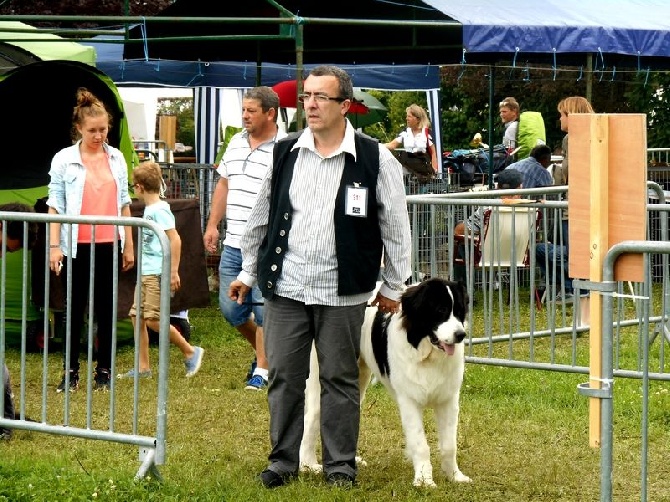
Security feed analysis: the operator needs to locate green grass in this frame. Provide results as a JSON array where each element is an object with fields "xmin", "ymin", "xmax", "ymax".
[{"xmin": 1, "ymin": 297, "xmax": 669, "ymax": 501}]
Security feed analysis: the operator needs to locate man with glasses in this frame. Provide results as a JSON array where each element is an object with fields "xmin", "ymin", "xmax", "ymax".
[
  {"xmin": 204, "ymin": 86, "xmax": 286, "ymax": 391},
  {"xmin": 229, "ymin": 65, "xmax": 411, "ymax": 488},
  {"xmin": 0, "ymin": 203, "xmax": 38, "ymax": 439}
]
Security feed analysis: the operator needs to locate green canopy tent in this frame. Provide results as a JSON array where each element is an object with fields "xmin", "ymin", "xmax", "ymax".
[{"xmin": 0, "ymin": 20, "xmax": 95, "ymax": 74}]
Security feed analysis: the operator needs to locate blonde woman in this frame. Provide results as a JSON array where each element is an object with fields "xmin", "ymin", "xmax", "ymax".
[
  {"xmin": 536, "ymin": 96, "xmax": 594, "ymax": 300},
  {"xmin": 385, "ymin": 104, "xmax": 438, "ymax": 173},
  {"xmin": 553, "ymin": 96, "xmax": 595, "ymax": 187}
]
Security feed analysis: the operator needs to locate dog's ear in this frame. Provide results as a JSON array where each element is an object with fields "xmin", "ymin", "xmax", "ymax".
[
  {"xmin": 401, "ymin": 279, "xmax": 431, "ymax": 312},
  {"xmin": 450, "ymin": 281, "xmax": 469, "ymax": 319},
  {"xmin": 416, "ymin": 338, "xmax": 433, "ymax": 361},
  {"xmin": 456, "ymin": 280, "xmax": 469, "ymax": 306}
]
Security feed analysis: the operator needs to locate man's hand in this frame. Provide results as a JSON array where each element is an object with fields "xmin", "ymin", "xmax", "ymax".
[
  {"xmin": 228, "ymin": 279, "xmax": 251, "ymax": 305},
  {"xmin": 370, "ymin": 292, "xmax": 400, "ymax": 314}
]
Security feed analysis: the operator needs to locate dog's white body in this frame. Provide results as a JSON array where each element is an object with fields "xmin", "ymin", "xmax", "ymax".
[{"xmin": 299, "ymin": 278, "xmax": 471, "ymax": 487}]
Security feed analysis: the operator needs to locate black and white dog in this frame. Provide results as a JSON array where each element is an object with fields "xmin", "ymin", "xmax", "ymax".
[{"xmin": 299, "ymin": 278, "xmax": 471, "ymax": 487}]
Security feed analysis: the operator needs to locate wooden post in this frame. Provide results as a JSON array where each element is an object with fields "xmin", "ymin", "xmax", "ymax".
[
  {"xmin": 569, "ymin": 113, "xmax": 646, "ymax": 448},
  {"xmin": 587, "ymin": 115, "xmax": 608, "ymax": 447}
]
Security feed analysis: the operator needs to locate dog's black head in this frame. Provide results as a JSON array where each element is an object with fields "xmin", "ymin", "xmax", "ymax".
[{"xmin": 400, "ymin": 278, "xmax": 468, "ymax": 354}]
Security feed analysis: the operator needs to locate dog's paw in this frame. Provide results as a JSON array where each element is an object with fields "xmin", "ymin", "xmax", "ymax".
[
  {"xmin": 355, "ymin": 455, "xmax": 367, "ymax": 467},
  {"xmin": 413, "ymin": 477, "xmax": 437, "ymax": 488},
  {"xmin": 450, "ymin": 470, "xmax": 472, "ymax": 483},
  {"xmin": 299, "ymin": 462, "xmax": 323, "ymax": 474}
]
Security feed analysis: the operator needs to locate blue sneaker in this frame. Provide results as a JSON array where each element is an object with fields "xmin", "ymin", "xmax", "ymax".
[
  {"xmin": 245, "ymin": 374, "xmax": 268, "ymax": 391},
  {"xmin": 246, "ymin": 358, "xmax": 257, "ymax": 382},
  {"xmin": 117, "ymin": 368, "xmax": 152, "ymax": 379},
  {"xmin": 185, "ymin": 347, "xmax": 204, "ymax": 378}
]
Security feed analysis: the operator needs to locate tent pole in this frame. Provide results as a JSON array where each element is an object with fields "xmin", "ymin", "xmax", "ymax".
[
  {"xmin": 295, "ymin": 21, "xmax": 304, "ymax": 130},
  {"xmin": 487, "ymin": 64, "xmax": 495, "ymax": 189},
  {"xmin": 586, "ymin": 54, "xmax": 593, "ymax": 103}
]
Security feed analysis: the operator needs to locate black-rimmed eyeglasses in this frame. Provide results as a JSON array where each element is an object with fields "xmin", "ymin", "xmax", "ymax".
[{"xmin": 298, "ymin": 92, "xmax": 346, "ymax": 104}]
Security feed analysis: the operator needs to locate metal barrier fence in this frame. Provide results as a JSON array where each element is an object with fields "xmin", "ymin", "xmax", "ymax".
[
  {"xmin": 158, "ymin": 155, "xmax": 670, "ymax": 274},
  {"xmin": 406, "ymin": 186, "xmax": 670, "ymax": 502},
  {"xmin": 159, "ymin": 163, "xmax": 216, "ymax": 234},
  {"xmin": 3, "ymin": 166, "xmax": 664, "ymax": 492},
  {"xmin": 405, "ymin": 183, "xmax": 670, "ymax": 351},
  {"xmin": 0, "ymin": 211, "xmax": 174, "ymax": 480},
  {"xmin": 594, "ymin": 239, "xmax": 670, "ymax": 502},
  {"xmin": 156, "ymin": 149, "xmax": 670, "ymax": 236}
]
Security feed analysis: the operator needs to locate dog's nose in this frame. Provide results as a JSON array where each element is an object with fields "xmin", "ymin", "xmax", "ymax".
[{"xmin": 455, "ymin": 330, "xmax": 466, "ymax": 343}]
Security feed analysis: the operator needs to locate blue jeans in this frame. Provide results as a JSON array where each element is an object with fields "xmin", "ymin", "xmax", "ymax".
[
  {"xmin": 536, "ymin": 242, "xmax": 572, "ymax": 293},
  {"xmin": 537, "ymin": 220, "xmax": 572, "ymax": 293},
  {"xmin": 218, "ymin": 245, "xmax": 264, "ymax": 327}
]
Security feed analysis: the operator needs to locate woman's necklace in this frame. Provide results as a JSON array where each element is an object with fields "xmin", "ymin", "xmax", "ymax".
[{"xmin": 81, "ymin": 148, "xmax": 106, "ymax": 171}]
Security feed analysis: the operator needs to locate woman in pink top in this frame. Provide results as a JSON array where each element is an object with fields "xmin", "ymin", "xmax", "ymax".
[{"xmin": 47, "ymin": 88, "xmax": 135, "ymax": 393}]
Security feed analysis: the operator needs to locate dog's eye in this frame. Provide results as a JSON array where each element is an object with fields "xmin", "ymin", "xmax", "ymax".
[{"xmin": 435, "ymin": 306, "xmax": 449, "ymax": 317}]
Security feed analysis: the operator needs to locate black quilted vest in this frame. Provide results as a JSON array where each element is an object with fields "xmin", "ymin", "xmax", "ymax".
[{"xmin": 258, "ymin": 131, "xmax": 382, "ymax": 299}]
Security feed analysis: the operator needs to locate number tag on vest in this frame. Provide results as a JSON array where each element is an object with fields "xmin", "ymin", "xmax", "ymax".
[{"xmin": 345, "ymin": 185, "xmax": 368, "ymax": 217}]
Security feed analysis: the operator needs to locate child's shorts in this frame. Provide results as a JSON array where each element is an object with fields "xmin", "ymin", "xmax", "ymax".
[{"xmin": 129, "ymin": 275, "xmax": 162, "ymax": 320}]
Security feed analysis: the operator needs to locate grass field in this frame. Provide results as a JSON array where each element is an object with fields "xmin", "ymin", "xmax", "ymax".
[{"xmin": 1, "ymin": 297, "xmax": 669, "ymax": 502}]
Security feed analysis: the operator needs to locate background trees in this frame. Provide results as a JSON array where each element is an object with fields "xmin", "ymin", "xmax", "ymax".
[
  {"xmin": 157, "ymin": 97, "xmax": 195, "ymax": 148},
  {"xmin": 364, "ymin": 65, "xmax": 670, "ymax": 155},
  {"xmin": 0, "ymin": 0, "xmax": 173, "ymax": 24}
]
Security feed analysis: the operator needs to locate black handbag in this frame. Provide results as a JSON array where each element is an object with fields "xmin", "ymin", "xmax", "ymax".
[{"xmin": 398, "ymin": 151, "xmax": 435, "ymax": 183}]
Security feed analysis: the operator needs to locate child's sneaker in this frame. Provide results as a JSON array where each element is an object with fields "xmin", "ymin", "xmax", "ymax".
[
  {"xmin": 56, "ymin": 370, "xmax": 79, "ymax": 393},
  {"xmin": 245, "ymin": 374, "xmax": 268, "ymax": 391},
  {"xmin": 185, "ymin": 347, "xmax": 204, "ymax": 378},
  {"xmin": 117, "ymin": 368, "xmax": 153, "ymax": 379}
]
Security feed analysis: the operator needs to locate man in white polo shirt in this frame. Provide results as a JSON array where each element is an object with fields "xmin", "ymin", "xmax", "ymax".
[{"xmin": 203, "ymin": 87, "xmax": 287, "ymax": 390}]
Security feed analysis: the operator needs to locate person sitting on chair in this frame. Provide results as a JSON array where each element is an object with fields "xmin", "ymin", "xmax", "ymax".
[
  {"xmin": 454, "ymin": 169, "xmax": 524, "ymax": 238},
  {"xmin": 453, "ymin": 169, "xmax": 524, "ymax": 282}
]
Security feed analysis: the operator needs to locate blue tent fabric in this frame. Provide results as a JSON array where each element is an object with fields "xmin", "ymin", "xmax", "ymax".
[
  {"xmin": 94, "ymin": 59, "xmax": 441, "ymax": 90},
  {"xmin": 425, "ymin": 0, "xmax": 670, "ymax": 57},
  {"xmin": 84, "ymin": 31, "xmax": 441, "ymax": 90},
  {"xmin": 82, "ymin": 35, "xmax": 443, "ymax": 175}
]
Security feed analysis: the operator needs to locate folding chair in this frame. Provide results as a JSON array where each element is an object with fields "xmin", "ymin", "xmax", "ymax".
[{"xmin": 455, "ymin": 204, "xmax": 540, "ymax": 302}]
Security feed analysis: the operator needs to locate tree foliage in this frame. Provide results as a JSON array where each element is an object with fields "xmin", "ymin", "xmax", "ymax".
[
  {"xmin": 0, "ymin": 0, "xmax": 173, "ymax": 26},
  {"xmin": 364, "ymin": 64, "xmax": 670, "ymax": 158},
  {"xmin": 626, "ymin": 72, "xmax": 670, "ymax": 149},
  {"xmin": 438, "ymin": 64, "xmax": 643, "ymax": 152},
  {"xmin": 157, "ymin": 97, "xmax": 194, "ymax": 147}
]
